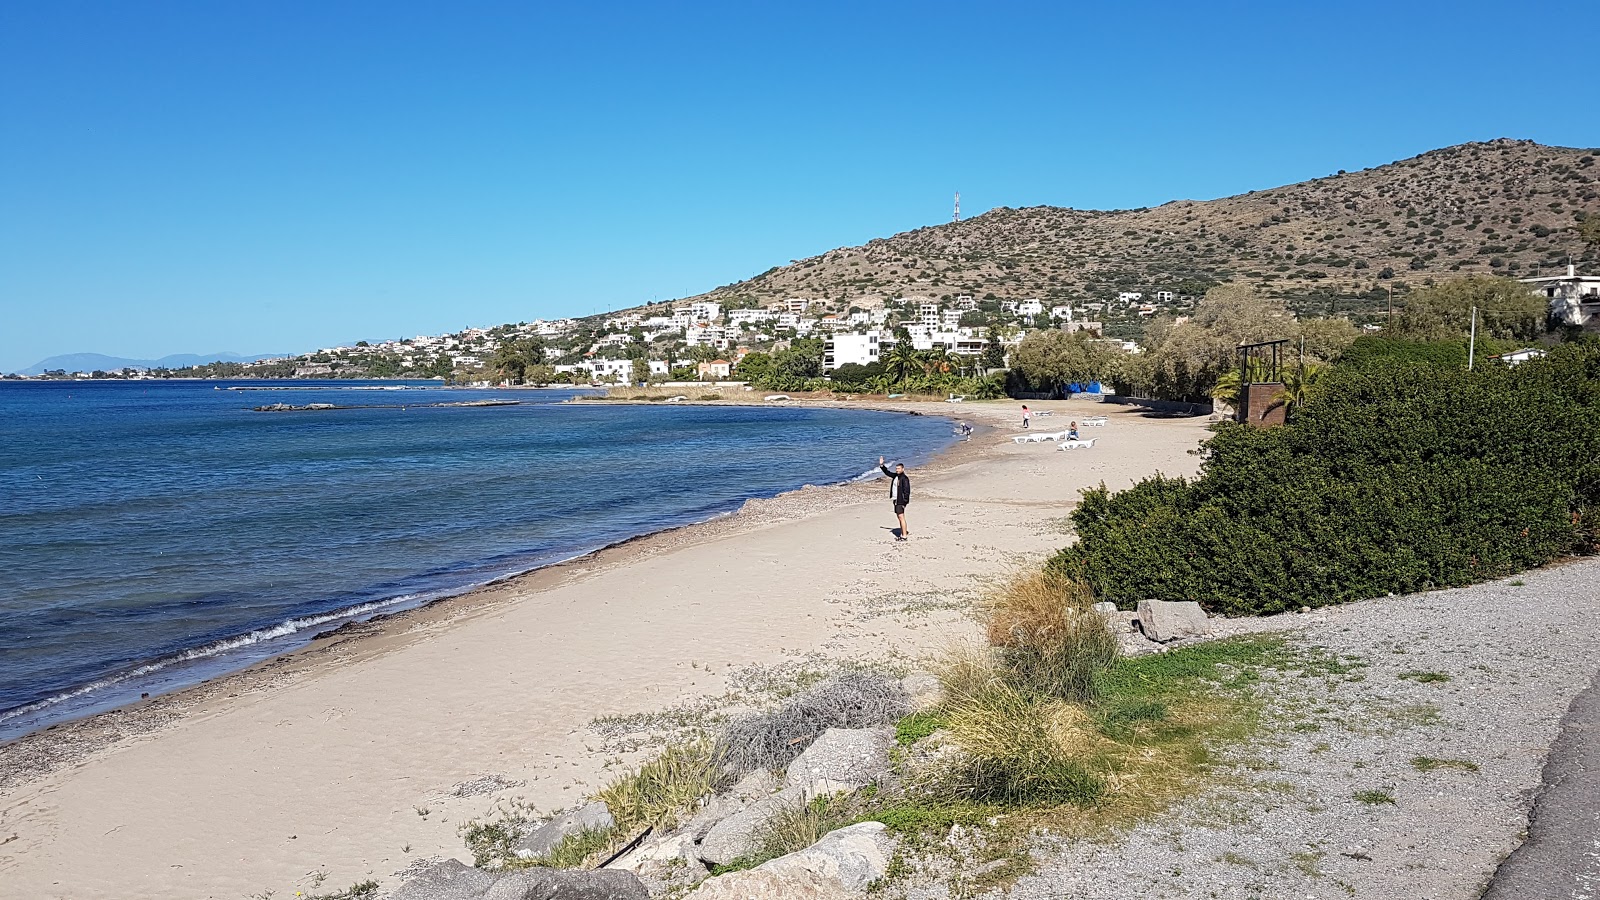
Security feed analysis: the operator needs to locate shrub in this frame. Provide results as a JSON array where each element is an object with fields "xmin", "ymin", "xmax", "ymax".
[
  {"xmin": 717, "ymin": 673, "xmax": 911, "ymax": 778},
  {"xmin": 1050, "ymin": 343, "xmax": 1600, "ymax": 615},
  {"xmin": 983, "ymin": 572, "xmax": 1118, "ymax": 703}
]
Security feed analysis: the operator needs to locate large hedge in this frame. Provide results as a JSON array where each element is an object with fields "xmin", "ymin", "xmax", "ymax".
[{"xmin": 1050, "ymin": 342, "xmax": 1600, "ymax": 615}]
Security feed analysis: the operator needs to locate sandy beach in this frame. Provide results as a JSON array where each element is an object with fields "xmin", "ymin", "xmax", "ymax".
[{"xmin": 0, "ymin": 398, "xmax": 1207, "ymax": 899}]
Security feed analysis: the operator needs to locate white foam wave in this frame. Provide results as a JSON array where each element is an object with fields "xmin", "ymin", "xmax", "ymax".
[{"xmin": 0, "ymin": 593, "xmax": 422, "ymax": 725}]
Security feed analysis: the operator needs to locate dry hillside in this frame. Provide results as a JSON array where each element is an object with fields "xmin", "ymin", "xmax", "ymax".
[{"xmin": 678, "ymin": 139, "xmax": 1599, "ymax": 320}]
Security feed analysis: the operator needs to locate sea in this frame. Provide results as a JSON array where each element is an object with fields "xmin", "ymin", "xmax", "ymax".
[{"xmin": 0, "ymin": 380, "xmax": 957, "ymax": 741}]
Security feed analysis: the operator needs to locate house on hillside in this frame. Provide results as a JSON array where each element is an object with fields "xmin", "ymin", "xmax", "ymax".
[
  {"xmin": 697, "ymin": 359, "xmax": 732, "ymax": 379},
  {"xmin": 825, "ymin": 332, "xmax": 882, "ymax": 370},
  {"xmin": 1522, "ymin": 265, "xmax": 1600, "ymax": 328},
  {"xmin": 1489, "ymin": 348, "xmax": 1547, "ymax": 366}
]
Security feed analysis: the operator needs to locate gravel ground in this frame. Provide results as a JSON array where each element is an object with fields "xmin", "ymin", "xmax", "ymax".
[{"xmin": 918, "ymin": 557, "xmax": 1600, "ymax": 900}]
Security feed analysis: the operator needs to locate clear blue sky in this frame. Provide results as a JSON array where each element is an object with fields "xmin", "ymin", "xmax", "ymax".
[{"xmin": 3, "ymin": 0, "xmax": 1597, "ymax": 372}]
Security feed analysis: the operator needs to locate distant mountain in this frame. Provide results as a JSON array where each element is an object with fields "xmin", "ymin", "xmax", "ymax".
[
  {"xmin": 18, "ymin": 351, "xmax": 289, "ymax": 376},
  {"xmin": 668, "ymin": 139, "xmax": 1599, "ymax": 313}
]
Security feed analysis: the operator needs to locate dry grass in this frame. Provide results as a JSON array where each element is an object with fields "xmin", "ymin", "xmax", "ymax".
[
  {"xmin": 716, "ymin": 672, "xmax": 910, "ymax": 778},
  {"xmin": 982, "ymin": 571, "xmax": 1118, "ymax": 703}
]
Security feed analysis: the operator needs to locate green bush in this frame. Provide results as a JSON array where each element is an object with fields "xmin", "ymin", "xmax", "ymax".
[{"xmin": 1050, "ymin": 342, "xmax": 1600, "ymax": 614}]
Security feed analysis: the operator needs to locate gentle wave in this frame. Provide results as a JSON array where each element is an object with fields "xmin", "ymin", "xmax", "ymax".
[{"xmin": 0, "ymin": 593, "xmax": 423, "ymax": 727}]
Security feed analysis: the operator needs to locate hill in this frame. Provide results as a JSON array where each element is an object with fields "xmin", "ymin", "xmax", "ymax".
[
  {"xmin": 19, "ymin": 351, "xmax": 287, "ymax": 376},
  {"xmin": 677, "ymin": 139, "xmax": 1599, "ymax": 332}
]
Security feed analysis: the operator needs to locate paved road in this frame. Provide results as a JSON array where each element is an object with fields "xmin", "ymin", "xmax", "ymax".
[{"xmin": 1482, "ymin": 673, "xmax": 1600, "ymax": 900}]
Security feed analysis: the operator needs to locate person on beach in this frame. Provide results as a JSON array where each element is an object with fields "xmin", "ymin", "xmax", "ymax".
[
  {"xmin": 1022, "ymin": 405, "xmax": 1031, "ymax": 429},
  {"xmin": 1068, "ymin": 421, "xmax": 1079, "ymax": 440},
  {"xmin": 878, "ymin": 456, "xmax": 911, "ymax": 540}
]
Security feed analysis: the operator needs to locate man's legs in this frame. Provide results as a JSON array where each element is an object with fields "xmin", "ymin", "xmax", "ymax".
[{"xmin": 897, "ymin": 511, "xmax": 909, "ymax": 538}]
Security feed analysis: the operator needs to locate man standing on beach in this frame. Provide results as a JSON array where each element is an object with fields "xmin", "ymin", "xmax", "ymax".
[{"xmin": 878, "ymin": 456, "xmax": 911, "ymax": 540}]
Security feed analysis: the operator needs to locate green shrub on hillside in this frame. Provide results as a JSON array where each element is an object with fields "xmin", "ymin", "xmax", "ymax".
[{"xmin": 1050, "ymin": 342, "xmax": 1600, "ymax": 614}]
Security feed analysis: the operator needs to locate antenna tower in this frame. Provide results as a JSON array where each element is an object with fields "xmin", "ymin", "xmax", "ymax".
[{"xmin": 953, "ymin": 192, "xmax": 961, "ymax": 223}]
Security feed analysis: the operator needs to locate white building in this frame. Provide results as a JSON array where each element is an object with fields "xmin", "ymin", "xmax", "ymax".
[
  {"xmin": 1016, "ymin": 299, "xmax": 1044, "ymax": 317},
  {"xmin": 784, "ymin": 298, "xmax": 812, "ymax": 314},
  {"xmin": 685, "ymin": 324, "xmax": 731, "ymax": 348},
  {"xmin": 955, "ymin": 294, "xmax": 976, "ymax": 310},
  {"xmin": 1155, "ymin": 290, "xmax": 1175, "ymax": 303},
  {"xmin": 687, "ymin": 301, "xmax": 722, "ymax": 322},
  {"xmin": 1118, "ymin": 292, "xmax": 1144, "ymax": 304},
  {"xmin": 1522, "ymin": 265, "xmax": 1600, "ymax": 327},
  {"xmin": 1050, "ymin": 305, "xmax": 1073, "ymax": 322},
  {"xmin": 824, "ymin": 332, "xmax": 883, "ymax": 369},
  {"xmin": 728, "ymin": 309, "xmax": 776, "ymax": 327}
]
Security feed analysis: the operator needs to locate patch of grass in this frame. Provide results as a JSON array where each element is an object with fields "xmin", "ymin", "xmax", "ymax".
[
  {"xmin": 941, "ymin": 679, "xmax": 1106, "ymax": 807},
  {"xmin": 710, "ymin": 792, "xmax": 868, "ymax": 875},
  {"xmin": 1410, "ymin": 756, "xmax": 1479, "ymax": 773},
  {"xmin": 512, "ymin": 826, "xmax": 617, "ymax": 869},
  {"xmin": 868, "ymin": 801, "xmax": 1001, "ymax": 835},
  {"xmin": 895, "ymin": 712, "xmax": 946, "ymax": 746},
  {"xmin": 596, "ymin": 736, "xmax": 726, "ymax": 834},
  {"xmin": 460, "ymin": 797, "xmax": 540, "ymax": 869},
  {"xmin": 1510, "ymin": 579, "xmax": 1525, "ymax": 586},
  {"xmin": 984, "ymin": 572, "xmax": 1117, "ymax": 703},
  {"xmin": 1353, "ymin": 789, "xmax": 1396, "ymax": 805},
  {"xmin": 1399, "ymin": 670, "xmax": 1451, "ymax": 683}
]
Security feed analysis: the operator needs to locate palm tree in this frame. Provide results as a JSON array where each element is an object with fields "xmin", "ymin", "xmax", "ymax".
[
  {"xmin": 1277, "ymin": 362, "xmax": 1326, "ymax": 412},
  {"xmin": 1210, "ymin": 369, "xmax": 1243, "ymax": 406},
  {"xmin": 884, "ymin": 340, "xmax": 919, "ymax": 384}
]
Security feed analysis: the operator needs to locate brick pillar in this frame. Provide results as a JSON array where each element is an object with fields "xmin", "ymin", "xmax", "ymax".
[{"xmin": 1238, "ymin": 382, "xmax": 1287, "ymax": 426}]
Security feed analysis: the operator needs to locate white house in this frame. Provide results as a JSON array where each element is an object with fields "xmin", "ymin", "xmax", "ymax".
[
  {"xmin": 1119, "ymin": 292, "xmax": 1144, "ymax": 304},
  {"xmin": 687, "ymin": 301, "xmax": 722, "ymax": 322},
  {"xmin": 1155, "ymin": 290, "xmax": 1175, "ymax": 303},
  {"xmin": 955, "ymin": 294, "xmax": 976, "ymax": 310},
  {"xmin": 1522, "ymin": 265, "xmax": 1600, "ymax": 327},
  {"xmin": 1016, "ymin": 299, "xmax": 1044, "ymax": 317},
  {"xmin": 784, "ymin": 298, "xmax": 812, "ymax": 314},
  {"xmin": 824, "ymin": 331, "xmax": 882, "ymax": 369},
  {"xmin": 1489, "ymin": 348, "xmax": 1547, "ymax": 366},
  {"xmin": 728, "ymin": 309, "xmax": 775, "ymax": 327},
  {"xmin": 1050, "ymin": 305, "xmax": 1073, "ymax": 322}
]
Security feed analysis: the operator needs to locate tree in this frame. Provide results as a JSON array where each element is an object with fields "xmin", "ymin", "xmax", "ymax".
[
  {"xmin": 1390, "ymin": 276, "xmax": 1546, "ymax": 343},
  {"xmin": 1009, "ymin": 330, "xmax": 1117, "ymax": 392},
  {"xmin": 734, "ymin": 352, "xmax": 775, "ymax": 384},
  {"xmin": 631, "ymin": 358, "xmax": 651, "ymax": 384},
  {"xmin": 1578, "ymin": 214, "xmax": 1600, "ymax": 250},
  {"xmin": 883, "ymin": 339, "xmax": 920, "ymax": 384}
]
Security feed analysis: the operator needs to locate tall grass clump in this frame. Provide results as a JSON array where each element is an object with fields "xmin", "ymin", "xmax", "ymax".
[
  {"xmin": 596, "ymin": 735, "xmax": 727, "ymax": 833},
  {"xmin": 717, "ymin": 672, "xmax": 910, "ymax": 778},
  {"xmin": 942, "ymin": 679, "xmax": 1105, "ymax": 806},
  {"xmin": 984, "ymin": 571, "xmax": 1118, "ymax": 703}
]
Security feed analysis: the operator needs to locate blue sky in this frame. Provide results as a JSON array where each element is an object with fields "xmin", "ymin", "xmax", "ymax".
[{"xmin": 3, "ymin": 1, "xmax": 1597, "ymax": 372}]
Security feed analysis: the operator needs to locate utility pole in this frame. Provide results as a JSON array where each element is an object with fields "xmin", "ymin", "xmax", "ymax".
[
  {"xmin": 1468, "ymin": 306, "xmax": 1478, "ymax": 370},
  {"xmin": 953, "ymin": 192, "xmax": 960, "ymax": 223}
]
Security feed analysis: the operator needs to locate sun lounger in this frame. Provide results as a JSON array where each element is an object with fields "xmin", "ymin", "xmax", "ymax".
[
  {"xmin": 1081, "ymin": 416, "xmax": 1107, "ymax": 426},
  {"xmin": 664, "ymin": 395, "xmax": 688, "ymax": 403},
  {"xmin": 1058, "ymin": 438, "xmax": 1097, "ymax": 451},
  {"xmin": 764, "ymin": 394, "xmax": 791, "ymax": 402},
  {"xmin": 1012, "ymin": 430, "xmax": 1070, "ymax": 444}
]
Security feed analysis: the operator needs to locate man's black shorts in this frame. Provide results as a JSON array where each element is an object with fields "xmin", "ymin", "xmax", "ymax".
[{"xmin": 894, "ymin": 502, "xmax": 908, "ymax": 515}]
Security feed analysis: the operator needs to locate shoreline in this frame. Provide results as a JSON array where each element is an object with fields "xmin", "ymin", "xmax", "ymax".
[
  {"xmin": 0, "ymin": 397, "xmax": 989, "ymax": 768},
  {"xmin": 0, "ymin": 396, "xmax": 1208, "ymax": 898}
]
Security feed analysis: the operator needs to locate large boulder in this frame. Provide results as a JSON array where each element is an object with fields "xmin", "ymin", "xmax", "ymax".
[
  {"xmin": 1135, "ymin": 599, "xmax": 1210, "ymax": 643},
  {"xmin": 513, "ymin": 801, "xmax": 616, "ymax": 859},
  {"xmin": 697, "ymin": 786, "xmax": 806, "ymax": 866},
  {"xmin": 757, "ymin": 822, "xmax": 897, "ymax": 892},
  {"xmin": 781, "ymin": 728, "xmax": 893, "ymax": 795},
  {"xmin": 683, "ymin": 869, "xmax": 851, "ymax": 900},
  {"xmin": 389, "ymin": 859, "xmax": 499, "ymax": 900},
  {"xmin": 484, "ymin": 869, "xmax": 650, "ymax": 900}
]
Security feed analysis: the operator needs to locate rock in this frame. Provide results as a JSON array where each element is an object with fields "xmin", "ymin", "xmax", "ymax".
[
  {"xmin": 782, "ymin": 727, "xmax": 894, "ymax": 794},
  {"xmin": 513, "ymin": 801, "xmax": 616, "ymax": 859},
  {"xmin": 900, "ymin": 673, "xmax": 943, "ymax": 710},
  {"xmin": 390, "ymin": 858, "xmax": 499, "ymax": 900},
  {"xmin": 698, "ymin": 786, "xmax": 806, "ymax": 865},
  {"xmin": 1135, "ymin": 599, "xmax": 1210, "ymax": 643},
  {"xmin": 758, "ymin": 822, "xmax": 897, "ymax": 892},
  {"xmin": 801, "ymin": 778, "xmax": 860, "ymax": 803},
  {"xmin": 614, "ymin": 832, "xmax": 700, "ymax": 870},
  {"xmin": 484, "ymin": 869, "xmax": 650, "ymax": 900},
  {"xmin": 684, "ymin": 869, "xmax": 852, "ymax": 900},
  {"xmin": 729, "ymin": 768, "xmax": 782, "ymax": 799},
  {"xmin": 610, "ymin": 834, "xmax": 710, "ymax": 899},
  {"xmin": 1299, "ymin": 606, "xmax": 1312, "ymax": 614},
  {"xmin": 1092, "ymin": 601, "xmax": 1118, "ymax": 613}
]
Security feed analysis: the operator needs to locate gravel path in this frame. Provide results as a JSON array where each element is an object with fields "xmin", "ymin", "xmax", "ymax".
[{"xmin": 983, "ymin": 557, "xmax": 1600, "ymax": 900}]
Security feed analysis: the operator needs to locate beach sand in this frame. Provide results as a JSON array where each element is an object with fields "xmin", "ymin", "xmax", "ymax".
[{"xmin": 0, "ymin": 399, "xmax": 1212, "ymax": 899}]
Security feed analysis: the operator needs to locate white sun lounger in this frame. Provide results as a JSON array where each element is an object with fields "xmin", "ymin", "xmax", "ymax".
[
  {"xmin": 1058, "ymin": 438, "xmax": 1097, "ymax": 451},
  {"xmin": 1081, "ymin": 416, "xmax": 1108, "ymax": 426},
  {"xmin": 1012, "ymin": 430, "xmax": 1070, "ymax": 444}
]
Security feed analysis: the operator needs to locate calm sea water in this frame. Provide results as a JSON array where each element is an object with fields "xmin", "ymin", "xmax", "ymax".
[{"xmin": 0, "ymin": 380, "xmax": 955, "ymax": 740}]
